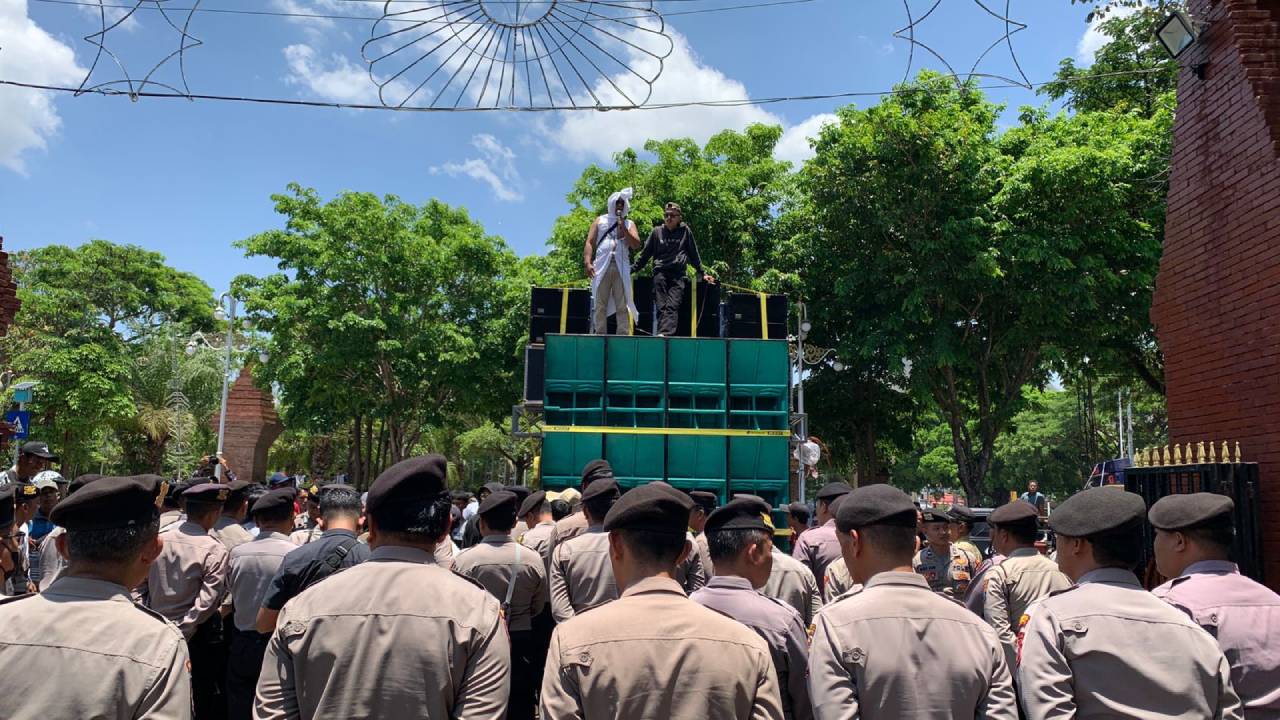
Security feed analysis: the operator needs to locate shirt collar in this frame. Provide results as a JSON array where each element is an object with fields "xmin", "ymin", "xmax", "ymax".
[
  {"xmin": 822, "ymin": 519, "xmax": 836, "ymax": 528},
  {"xmin": 321, "ymin": 528, "xmax": 357, "ymax": 539},
  {"xmin": 178, "ymin": 520, "xmax": 208, "ymax": 535},
  {"xmin": 258, "ymin": 531, "xmax": 292, "ymax": 542},
  {"xmin": 370, "ymin": 545, "xmax": 437, "ymax": 564},
  {"xmin": 586, "ymin": 524, "xmax": 605, "ymax": 532},
  {"xmin": 1182, "ymin": 560, "xmax": 1239, "ymax": 577},
  {"xmin": 536, "ymin": 520, "xmax": 555, "ymax": 528},
  {"xmin": 481, "ymin": 534, "xmax": 513, "ymax": 545},
  {"xmin": 620, "ymin": 575, "xmax": 686, "ymax": 599},
  {"xmin": 1008, "ymin": 547, "xmax": 1041, "ymax": 559},
  {"xmin": 1077, "ymin": 567, "xmax": 1142, "ymax": 587},
  {"xmin": 45, "ymin": 575, "xmax": 133, "ymax": 602},
  {"xmin": 706, "ymin": 575, "xmax": 755, "ymax": 592},
  {"xmin": 865, "ymin": 571, "xmax": 931, "ymax": 591}
]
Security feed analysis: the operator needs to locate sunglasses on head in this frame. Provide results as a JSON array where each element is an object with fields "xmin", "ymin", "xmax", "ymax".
[{"xmin": 664, "ymin": 212, "xmax": 681, "ymax": 217}]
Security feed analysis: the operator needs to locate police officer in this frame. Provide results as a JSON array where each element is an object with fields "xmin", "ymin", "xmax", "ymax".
[
  {"xmin": 517, "ymin": 490, "xmax": 557, "ymax": 571},
  {"xmin": 948, "ymin": 505, "xmax": 984, "ymax": 568},
  {"xmin": 981, "ymin": 500, "xmax": 1069, "ymax": 671},
  {"xmin": 688, "ymin": 490, "xmax": 717, "ymax": 576},
  {"xmin": 143, "ymin": 482, "xmax": 230, "ymax": 719},
  {"xmin": 549, "ymin": 477, "xmax": 620, "ymax": 622},
  {"xmin": 254, "ymin": 484, "xmax": 370, "ymax": 633},
  {"xmin": 212, "ymin": 479, "xmax": 255, "ymax": 552},
  {"xmin": 35, "ymin": 473, "xmax": 100, "ymax": 591},
  {"xmin": 553, "ymin": 460, "xmax": 613, "ymax": 546},
  {"xmin": 158, "ymin": 479, "xmax": 187, "ymax": 533},
  {"xmin": 1150, "ymin": 493, "xmax": 1280, "ymax": 717},
  {"xmin": 691, "ymin": 496, "xmax": 812, "ymax": 720},
  {"xmin": 792, "ymin": 482, "xmax": 851, "ymax": 593},
  {"xmin": 255, "ymin": 455, "xmax": 510, "ymax": 719},
  {"xmin": 541, "ymin": 483, "xmax": 784, "ymax": 720},
  {"xmin": 763, "ymin": 545, "xmax": 822, "ymax": 628},
  {"xmin": 821, "ymin": 556, "xmax": 858, "ymax": 603},
  {"xmin": 0, "ymin": 475, "xmax": 191, "ymax": 718},
  {"xmin": 453, "ymin": 490, "xmax": 548, "ymax": 720},
  {"xmin": 913, "ymin": 507, "xmax": 976, "ymax": 597},
  {"xmin": 289, "ymin": 482, "xmax": 324, "ymax": 545},
  {"xmin": 1019, "ymin": 487, "xmax": 1241, "ymax": 719},
  {"xmin": 506, "ymin": 484, "xmax": 534, "ymax": 539},
  {"xmin": 807, "ymin": 484, "xmax": 1016, "ymax": 719},
  {"xmin": 225, "ymin": 489, "xmax": 297, "ymax": 720}
]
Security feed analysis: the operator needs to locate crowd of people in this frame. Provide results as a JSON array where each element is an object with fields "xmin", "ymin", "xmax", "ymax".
[{"xmin": 0, "ymin": 441, "xmax": 1276, "ymax": 719}]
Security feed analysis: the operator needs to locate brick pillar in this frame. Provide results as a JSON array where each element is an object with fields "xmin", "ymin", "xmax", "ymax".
[
  {"xmin": 1151, "ymin": 0, "xmax": 1280, "ymax": 588},
  {"xmin": 212, "ymin": 366, "xmax": 283, "ymax": 484},
  {"xmin": 0, "ymin": 237, "xmax": 21, "ymax": 337}
]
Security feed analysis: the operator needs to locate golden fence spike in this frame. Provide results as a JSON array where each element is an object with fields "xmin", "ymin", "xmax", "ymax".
[
  {"xmin": 1196, "ymin": 441, "xmax": 1206, "ymax": 464},
  {"xmin": 1235, "ymin": 441, "xmax": 1243, "ymax": 464},
  {"xmin": 1222, "ymin": 440, "xmax": 1230, "ymax": 463},
  {"xmin": 1208, "ymin": 441, "xmax": 1217, "ymax": 463},
  {"xmin": 1173, "ymin": 443, "xmax": 1184, "ymax": 465}
]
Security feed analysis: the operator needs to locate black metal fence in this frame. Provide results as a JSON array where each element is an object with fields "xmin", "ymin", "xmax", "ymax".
[{"xmin": 1124, "ymin": 463, "xmax": 1263, "ymax": 585}]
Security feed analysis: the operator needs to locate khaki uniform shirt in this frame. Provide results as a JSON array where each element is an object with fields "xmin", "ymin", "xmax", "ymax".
[
  {"xmin": 676, "ymin": 532, "xmax": 709, "ymax": 593},
  {"xmin": 1153, "ymin": 560, "xmax": 1280, "ymax": 718},
  {"xmin": 434, "ymin": 538, "xmax": 456, "ymax": 570},
  {"xmin": 213, "ymin": 516, "xmax": 255, "ymax": 552},
  {"xmin": 550, "ymin": 527, "xmax": 617, "ymax": 623},
  {"xmin": 692, "ymin": 575, "xmax": 812, "ymax": 720},
  {"xmin": 144, "ymin": 520, "xmax": 229, "ymax": 639},
  {"xmin": 513, "ymin": 520, "xmax": 528, "ymax": 539},
  {"xmin": 228, "ymin": 530, "xmax": 296, "ymax": 632},
  {"xmin": 542, "ymin": 576, "xmax": 784, "ymax": 720},
  {"xmin": 982, "ymin": 547, "xmax": 1070, "ymax": 670},
  {"xmin": 158, "ymin": 509, "xmax": 185, "ymax": 534},
  {"xmin": 822, "ymin": 557, "xmax": 860, "ymax": 604},
  {"xmin": 0, "ymin": 576, "xmax": 191, "ymax": 719},
  {"xmin": 792, "ymin": 521, "xmax": 842, "ymax": 594},
  {"xmin": 36, "ymin": 525, "xmax": 66, "ymax": 591},
  {"xmin": 955, "ymin": 538, "xmax": 984, "ymax": 569},
  {"xmin": 520, "ymin": 520, "xmax": 558, "ymax": 574},
  {"xmin": 1019, "ymin": 567, "xmax": 1242, "ymax": 720},
  {"xmin": 808, "ymin": 571, "xmax": 1017, "ymax": 720},
  {"xmin": 453, "ymin": 535, "xmax": 548, "ymax": 632},
  {"xmin": 763, "ymin": 549, "xmax": 822, "ymax": 628},
  {"xmin": 255, "ymin": 545, "xmax": 510, "ymax": 720},
  {"xmin": 554, "ymin": 511, "xmax": 589, "ymax": 546},
  {"xmin": 290, "ymin": 526, "xmax": 323, "ymax": 546},
  {"xmin": 912, "ymin": 543, "xmax": 975, "ymax": 597},
  {"xmin": 694, "ymin": 531, "xmax": 714, "ymax": 577}
]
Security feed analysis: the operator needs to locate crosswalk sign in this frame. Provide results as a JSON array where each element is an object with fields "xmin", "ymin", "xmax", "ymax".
[{"xmin": 5, "ymin": 411, "xmax": 30, "ymax": 440}]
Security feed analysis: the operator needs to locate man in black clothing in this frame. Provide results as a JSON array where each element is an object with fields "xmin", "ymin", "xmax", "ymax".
[
  {"xmin": 633, "ymin": 202, "xmax": 716, "ymax": 336},
  {"xmin": 254, "ymin": 485, "xmax": 371, "ymax": 633}
]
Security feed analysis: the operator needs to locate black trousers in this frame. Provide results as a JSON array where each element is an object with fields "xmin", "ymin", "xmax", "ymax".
[
  {"xmin": 508, "ymin": 630, "xmax": 539, "ymax": 720},
  {"xmin": 226, "ymin": 628, "xmax": 270, "ymax": 720},
  {"xmin": 653, "ymin": 270, "xmax": 687, "ymax": 336},
  {"xmin": 189, "ymin": 615, "xmax": 229, "ymax": 720}
]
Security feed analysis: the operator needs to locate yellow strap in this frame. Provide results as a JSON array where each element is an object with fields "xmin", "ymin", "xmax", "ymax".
[
  {"xmin": 690, "ymin": 278, "xmax": 698, "ymax": 336},
  {"xmin": 758, "ymin": 292, "xmax": 769, "ymax": 339},
  {"xmin": 629, "ymin": 277, "xmax": 635, "ymax": 334},
  {"xmin": 542, "ymin": 425, "xmax": 789, "ymax": 438},
  {"xmin": 559, "ymin": 288, "xmax": 569, "ymax": 335}
]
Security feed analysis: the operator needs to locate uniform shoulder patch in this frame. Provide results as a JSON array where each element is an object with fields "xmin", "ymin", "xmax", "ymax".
[
  {"xmin": 451, "ymin": 569, "xmax": 489, "ymax": 592},
  {"xmin": 1047, "ymin": 584, "xmax": 1078, "ymax": 598}
]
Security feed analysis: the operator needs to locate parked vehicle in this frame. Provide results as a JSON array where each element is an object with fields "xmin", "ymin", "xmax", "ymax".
[{"xmin": 1084, "ymin": 457, "xmax": 1133, "ymax": 490}]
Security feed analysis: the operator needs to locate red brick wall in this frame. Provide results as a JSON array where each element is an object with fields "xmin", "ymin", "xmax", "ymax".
[
  {"xmin": 1152, "ymin": 0, "xmax": 1280, "ymax": 588},
  {"xmin": 210, "ymin": 366, "xmax": 283, "ymax": 484}
]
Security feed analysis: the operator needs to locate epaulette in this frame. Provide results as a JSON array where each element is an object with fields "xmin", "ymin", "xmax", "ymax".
[
  {"xmin": 0, "ymin": 592, "xmax": 35, "ymax": 606},
  {"xmin": 1047, "ymin": 584, "xmax": 1078, "ymax": 598},
  {"xmin": 761, "ymin": 592, "xmax": 801, "ymax": 618},
  {"xmin": 131, "ymin": 600, "xmax": 182, "ymax": 630},
  {"xmin": 451, "ymin": 569, "xmax": 489, "ymax": 592},
  {"xmin": 1168, "ymin": 574, "xmax": 1193, "ymax": 588},
  {"xmin": 827, "ymin": 585, "xmax": 866, "ymax": 605}
]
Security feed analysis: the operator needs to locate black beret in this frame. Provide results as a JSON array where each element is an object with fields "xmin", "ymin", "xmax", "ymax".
[
  {"xmin": 920, "ymin": 508, "xmax": 950, "ymax": 523},
  {"xmin": 367, "ymin": 455, "xmax": 448, "ymax": 514},
  {"xmin": 787, "ymin": 501, "xmax": 809, "ymax": 516},
  {"xmin": 948, "ymin": 505, "xmax": 977, "ymax": 523},
  {"xmin": 51, "ymin": 475, "xmax": 165, "ymax": 531},
  {"xmin": 581, "ymin": 477, "xmax": 620, "ymax": 503},
  {"xmin": 166, "ymin": 479, "xmax": 190, "ymax": 502},
  {"xmin": 835, "ymin": 484, "xmax": 918, "ymax": 529},
  {"xmin": 183, "ymin": 482, "xmax": 233, "ymax": 504},
  {"xmin": 689, "ymin": 490, "xmax": 719, "ymax": 512},
  {"xmin": 0, "ymin": 485, "xmax": 15, "ymax": 526},
  {"xmin": 816, "ymin": 482, "xmax": 853, "ymax": 502},
  {"xmin": 705, "ymin": 496, "xmax": 771, "ymax": 533},
  {"xmin": 581, "ymin": 459, "xmax": 614, "ymax": 487},
  {"xmin": 603, "ymin": 482, "xmax": 693, "ymax": 535},
  {"xmin": 251, "ymin": 488, "xmax": 295, "ymax": 515},
  {"xmin": 479, "ymin": 490, "xmax": 518, "ymax": 517},
  {"xmin": 1148, "ymin": 493, "xmax": 1234, "ymax": 531},
  {"xmin": 481, "ymin": 482, "xmax": 505, "ymax": 496},
  {"xmin": 67, "ymin": 474, "xmax": 102, "ymax": 496},
  {"xmin": 989, "ymin": 501, "xmax": 1039, "ymax": 525},
  {"xmin": 504, "ymin": 485, "xmax": 533, "ymax": 502},
  {"xmin": 1049, "ymin": 488, "xmax": 1146, "ymax": 537},
  {"xmin": 518, "ymin": 490, "xmax": 546, "ymax": 518},
  {"xmin": 225, "ymin": 479, "xmax": 252, "ymax": 499},
  {"xmin": 14, "ymin": 482, "xmax": 39, "ymax": 501}
]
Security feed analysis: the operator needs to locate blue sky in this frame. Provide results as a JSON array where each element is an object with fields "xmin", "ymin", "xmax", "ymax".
[{"xmin": 1, "ymin": 0, "xmax": 1115, "ymax": 293}]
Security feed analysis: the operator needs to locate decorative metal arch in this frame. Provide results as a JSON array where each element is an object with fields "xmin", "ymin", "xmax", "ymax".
[
  {"xmin": 894, "ymin": 0, "xmax": 1030, "ymax": 89},
  {"xmin": 361, "ymin": 0, "xmax": 674, "ymax": 109},
  {"xmin": 76, "ymin": 0, "xmax": 203, "ymax": 99}
]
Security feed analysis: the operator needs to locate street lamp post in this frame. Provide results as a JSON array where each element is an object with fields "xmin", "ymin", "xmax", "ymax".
[
  {"xmin": 188, "ymin": 292, "xmax": 267, "ymax": 481},
  {"xmin": 792, "ymin": 303, "xmax": 845, "ymax": 504}
]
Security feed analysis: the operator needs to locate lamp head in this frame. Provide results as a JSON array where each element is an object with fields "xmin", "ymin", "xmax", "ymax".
[{"xmin": 1157, "ymin": 10, "xmax": 1198, "ymax": 59}]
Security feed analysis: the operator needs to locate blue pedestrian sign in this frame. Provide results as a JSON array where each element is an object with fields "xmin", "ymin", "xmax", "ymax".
[{"xmin": 5, "ymin": 411, "xmax": 30, "ymax": 440}]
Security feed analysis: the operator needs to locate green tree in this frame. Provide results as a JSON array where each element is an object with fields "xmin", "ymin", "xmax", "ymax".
[
  {"xmin": 455, "ymin": 419, "xmax": 538, "ymax": 486},
  {"xmin": 1046, "ymin": 7, "xmax": 1179, "ymax": 116},
  {"xmin": 235, "ymin": 185, "xmax": 528, "ymax": 484},
  {"xmin": 1, "ymin": 240, "xmax": 214, "ymax": 474},
  {"xmin": 801, "ymin": 72, "xmax": 1171, "ymax": 501}
]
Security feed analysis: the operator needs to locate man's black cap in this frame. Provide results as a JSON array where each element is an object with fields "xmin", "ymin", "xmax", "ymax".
[
  {"xmin": 0, "ymin": 485, "xmax": 15, "ymax": 526},
  {"xmin": 251, "ymin": 488, "xmax": 295, "ymax": 515},
  {"xmin": 1148, "ymin": 493, "xmax": 1234, "ymax": 531},
  {"xmin": 504, "ymin": 485, "xmax": 533, "ymax": 502},
  {"xmin": 816, "ymin": 482, "xmax": 853, "ymax": 502},
  {"xmin": 706, "ymin": 496, "xmax": 771, "ymax": 533},
  {"xmin": 603, "ymin": 482, "xmax": 693, "ymax": 535},
  {"xmin": 518, "ymin": 490, "xmax": 546, "ymax": 518},
  {"xmin": 787, "ymin": 501, "xmax": 809, "ymax": 517},
  {"xmin": 51, "ymin": 475, "xmax": 164, "ymax": 531},
  {"xmin": 184, "ymin": 482, "xmax": 231, "ymax": 503},
  {"xmin": 920, "ymin": 507, "xmax": 950, "ymax": 524},
  {"xmin": 689, "ymin": 490, "xmax": 719, "ymax": 513},
  {"xmin": 1049, "ymin": 488, "xmax": 1146, "ymax": 537},
  {"xmin": 581, "ymin": 459, "xmax": 614, "ymax": 487},
  {"xmin": 481, "ymin": 482, "xmax": 505, "ymax": 496},
  {"xmin": 67, "ymin": 474, "xmax": 102, "ymax": 496},
  {"xmin": 367, "ymin": 455, "xmax": 448, "ymax": 514},
  {"xmin": 948, "ymin": 505, "xmax": 977, "ymax": 523},
  {"xmin": 479, "ymin": 490, "xmax": 518, "ymax": 517},
  {"xmin": 20, "ymin": 441, "xmax": 57, "ymax": 461},
  {"xmin": 988, "ymin": 501, "xmax": 1039, "ymax": 525},
  {"xmin": 14, "ymin": 482, "xmax": 39, "ymax": 501},
  {"xmin": 451, "ymin": 490, "xmax": 473, "ymax": 502},
  {"xmin": 581, "ymin": 477, "xmax": 620, "ymax": 503},
  {"xmin": 835, "ymin": 484, "xmax": 918, "ymax": 529}
]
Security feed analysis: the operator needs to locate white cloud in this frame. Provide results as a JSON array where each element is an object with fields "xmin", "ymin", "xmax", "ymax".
[
  {"xmin": 0, "ymin": 0, "xmax": 87, "ymax": 174},
  {"xmin": 431, "ymin": 134, "xmax": 524, "ymax": 202},
  {"xmin": 775, "ymin": 113, "xmax": 837, "ymax": 166},
  {"xmin": 544, "ymin": 27, "xmax": 784, "ymax": 162},
  {"xmin": 282, "ymin": 43, "xmax": 378, "ymax": 104},
  {"xmin": 75, "ymin": 1, "xmax": 140, "ymax": 32},
  {"xmin": 1076, "ymin": 4, "xmax": 1142, "ymax": 64}
]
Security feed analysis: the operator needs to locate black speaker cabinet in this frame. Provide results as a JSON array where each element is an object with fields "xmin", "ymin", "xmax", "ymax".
[
  {"xmin": 523, "ymin": 344, "xmax": 545, "ymax": 403},
  {"xmin": 726, "ymin": 292, "xmax": 788, "ymax": 339}
]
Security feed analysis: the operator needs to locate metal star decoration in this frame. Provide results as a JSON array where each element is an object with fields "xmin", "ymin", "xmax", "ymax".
[
  {"xmin": 894, "ymin": 0, "xmax": 1030, "ymax": 88},
  {"xmin": 77, "ymin": 0, "xmax": 203, "ymax": 99}
]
